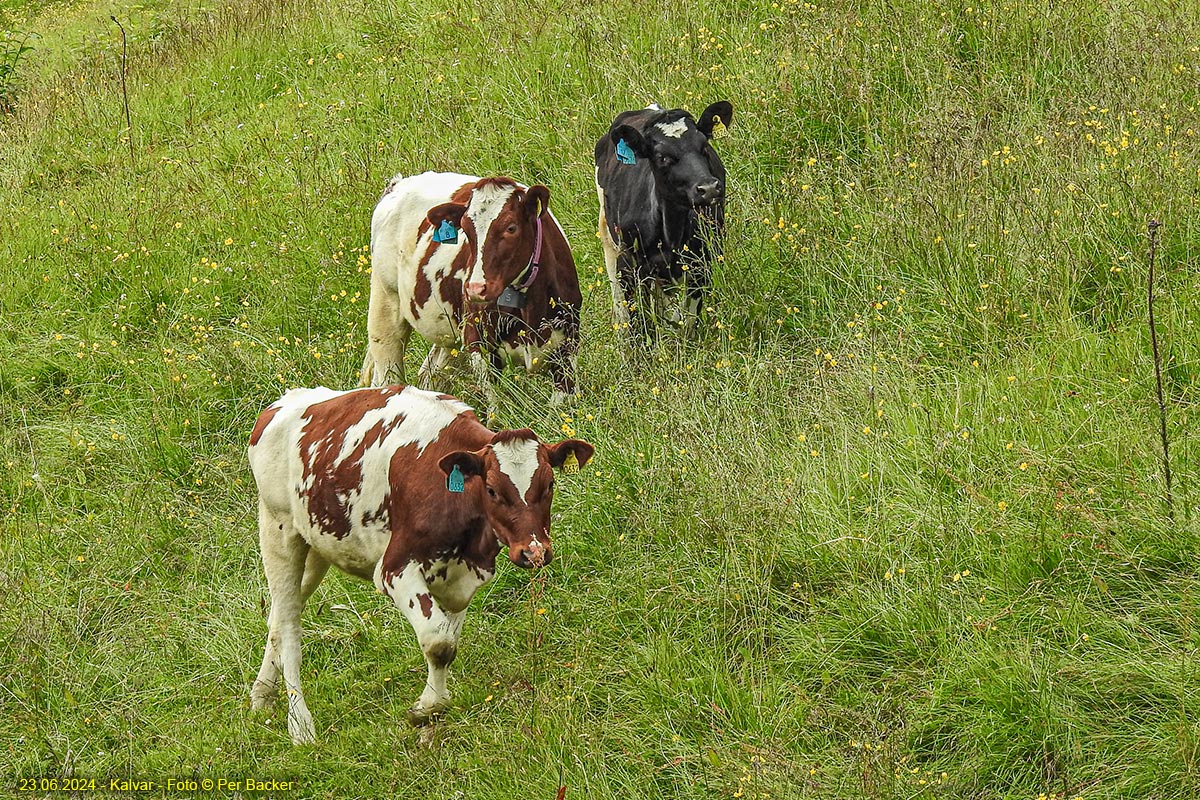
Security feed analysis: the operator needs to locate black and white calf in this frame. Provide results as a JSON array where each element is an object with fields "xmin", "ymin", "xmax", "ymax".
[{"xmin": 594, "ymin": 101, "xmax": 732, "ymax": 341}]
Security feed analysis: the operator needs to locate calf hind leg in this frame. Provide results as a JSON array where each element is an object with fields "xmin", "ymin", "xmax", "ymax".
[
  {"xmin": 251, "ymin": 508, "xmax": 324, "ymax": 744},
  {"xmin": 251, "ymin": 549, "xmax": 329, "ymax": 711}
]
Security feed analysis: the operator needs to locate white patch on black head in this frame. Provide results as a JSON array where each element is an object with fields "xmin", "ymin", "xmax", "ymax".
[
  {"xmin": 655, "ymin": 118, "xmax": 689, "ymax": 139},
  {"xmin": 491, "ymin": 437, "xmax": 540, "ymax": 501}
]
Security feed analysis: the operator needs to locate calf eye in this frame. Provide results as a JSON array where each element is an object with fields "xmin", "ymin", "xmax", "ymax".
[
  {"xmin": 486, "ymin": 485, "xmax": 498, "ymax": 499},
  {"xmin": 506, "ymin": 224, "xmax": 518, "ymax": 234},
  {"xmin": 656, "ymin": 154, "xmax": 675, "ymax": 167}
]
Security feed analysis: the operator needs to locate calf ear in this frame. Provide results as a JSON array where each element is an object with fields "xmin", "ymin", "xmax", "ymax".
[
  {"xmin": 524, "ymin": 185, "xmax": 550, "ymax": 219},
  {"xmin": 427, "ymin": 202, "xmax": 467, "ymax": 229},
  {"xmin": 439, "ymin": 450, "xmax": 485, "ymax": 479},
  {"xmin": 698, "ymin": 101, "xmax": 733, "ymax": 137},
  {"xmin": 548, "ymin": 439, "xmax": 595, "ymax": 470},
  {"xmin": 610, "ymin": 125, "xmax": 650, "ymax": 159}
]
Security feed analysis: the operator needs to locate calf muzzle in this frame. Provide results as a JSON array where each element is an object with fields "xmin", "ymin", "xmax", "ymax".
[
  {"xmin": 510, "ymin": 540, "xmax": 553, "ymax": 568},
  {"xmin": 693, "ymin": 180, "xmax": 723, "ymax": 205},
  {"xmin": 465, "ymin": 282, "xmax": 490, "ymax": 304}
]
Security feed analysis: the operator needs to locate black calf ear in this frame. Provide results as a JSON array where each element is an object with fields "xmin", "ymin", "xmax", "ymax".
[
  {"xmin": 548, "ymin": 439, "xmax": 595, "ymax": 471},
  {"xmin": 524, "ymin": 185, "xmax": 550, "ymax": 219},
  {"xmin": 611, "ymin": 124, "xmax": 650, "ymax": 159},
  {"xmin": 698, "ymin": 101, "xmax": 733, "ymax": 137}
]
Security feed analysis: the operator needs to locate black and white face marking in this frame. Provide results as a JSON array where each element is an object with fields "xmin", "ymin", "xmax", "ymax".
[
  {"xmin": 655, "ymin": 118, "xmax": 690, "ymax": 139},
  {"xmin": 615, "ymin": 113, "xmax": 725, "ymax": 207}
]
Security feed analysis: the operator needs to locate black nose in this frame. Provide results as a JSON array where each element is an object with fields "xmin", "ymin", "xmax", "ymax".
[{"xmin": 694, "ymin": 180, "xmax": 722, "ymax": 204}]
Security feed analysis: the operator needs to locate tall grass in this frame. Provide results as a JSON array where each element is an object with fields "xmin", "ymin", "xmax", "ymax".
[{"xmin": 2, "ymin": 0, "xmax": 1199, "ymax": 797}]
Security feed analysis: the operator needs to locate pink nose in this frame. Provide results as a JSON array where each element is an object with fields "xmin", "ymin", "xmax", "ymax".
[
  {"xmin": 511, "ymin": 543, "xmax": 552, "ymax": 568},
  {"xmin": 465, "ymin": 282, "xmax": 487, "ymax": 302}
]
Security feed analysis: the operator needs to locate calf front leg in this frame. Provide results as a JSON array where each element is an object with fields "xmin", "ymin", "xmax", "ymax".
[
  {"xmin": 469, "ymin": 350, "xmax": 501, "ymax": 423},
  {"xmin": 416, "ymin": 345, "xmax": 455, "ymax": 391},
  {"xmin": 615, "ymin": 254, "xmax": 657, "ymax": 347},
  {"xmin": 681, "ymin": 220, "xmax": 719, "ymax": 334},
  {"xmin": 384, "ymin": 562, "xmax": 466, "ymax": 726},
  {"xmin": 681, "ymin": 260, "xmax": 710, "ymax": 334},
  {"xmin": 546, "ymin": 309, "xmax": 580, "ymax": 401}
]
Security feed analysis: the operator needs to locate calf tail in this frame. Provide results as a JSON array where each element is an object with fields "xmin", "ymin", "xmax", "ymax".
[{"xmin": 380, "ymin": 173, "xmax": 405, "ymax": 199}]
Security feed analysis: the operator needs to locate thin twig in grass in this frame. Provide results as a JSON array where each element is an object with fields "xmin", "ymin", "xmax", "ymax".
[
  {"xmin": 111, "ymin": 17, "xmax": 134, "ymax": 163},
  {"xmin": 528, "ymin": 566, "xmax": 547, "ymax": 651},
  {"xmin": 19, "ymin": 408, "xmax": 39, "ymax": 482},
  {"xmin": 1146, "ymin": 218, "xmax": 1173, "ymax": 521},
  {"xmin": 18, "ymin": 408, "xmax": 52, "ymax": 510}
]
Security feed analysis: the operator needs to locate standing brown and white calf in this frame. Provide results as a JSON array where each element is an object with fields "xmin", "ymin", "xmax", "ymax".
[
  {"xmin": 361, "ymin": 171, "xmax": 582, "ymax": 409},
  {"xmin": 247, "ymin": 385, "xmax": 593, "ymax": 743}
]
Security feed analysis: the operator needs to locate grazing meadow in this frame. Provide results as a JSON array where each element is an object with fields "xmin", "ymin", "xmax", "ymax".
[{"xmin": 2, "ymin": 0, "xmax": 1200, "ymax": 797}]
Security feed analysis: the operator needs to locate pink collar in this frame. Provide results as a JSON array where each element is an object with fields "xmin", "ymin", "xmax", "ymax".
[{"xmin": 515, "ymin": 216, "xmax": 543, "ymax": 290}]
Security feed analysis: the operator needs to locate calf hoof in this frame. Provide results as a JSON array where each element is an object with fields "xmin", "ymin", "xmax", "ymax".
[
  {"xmin": 406, "ymin": 703, "xmax": 447, "ymax": 728},
  {"xmin": 288, "ymin": 716, "xmax": 317, "ymax": 745},
  {"xmin": 249, "ymin": 682, "xmax": 277, "ymax": 711}
]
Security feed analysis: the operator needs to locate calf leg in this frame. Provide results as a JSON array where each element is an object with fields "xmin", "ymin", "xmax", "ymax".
[
  {"xmin": 682, "ymin": 279, "xmax": 705, "ymax": 328},
  {"xmin": 625, "ymin": 267, "xmax": 657, "ymax": 347},
  {"xmin": 416, "ymin": 345, "xmax": 454, "ymax": 391},
  {"xmin": 252, "ymin": 505, "xmax": 321, "ymax": 744},
  {"xmin": 469, "ymin": 351, "xmax": 500, "ymax": 423},
  {"xmin": 682, "ymin": 224, "xmax": 718, "ymax": 334},
  {"xmin": 596, "ymin": 176, "xmax": 630, "ymax": 332},
  {"xmin": 251, "ymin": 549, "xmax": 329, "ymax": 711},
  {"xmin": 546, "ymin": 338, "xmax": 578, "ymax": 401},
  {"xmin": 364, "ymin": 285, "xmax": 411, "ymax": 387},
  {"xmin": 545, "ymin": 305, "xmax": 580, "ymax": 401},
  {"xmin": 384, "ymin": 563, "xmax": 467, "ymax": 726}
]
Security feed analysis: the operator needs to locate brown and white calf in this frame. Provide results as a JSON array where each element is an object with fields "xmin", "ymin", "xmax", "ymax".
[
  {"xmin": 247, "ymin": 384, "xmax": 593, "ymax": 743},
  {"xmin": 360, "ymin": 171, "xmax": 582, "ymax": 410}
]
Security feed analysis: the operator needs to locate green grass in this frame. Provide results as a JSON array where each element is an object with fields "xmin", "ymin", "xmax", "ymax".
[{"xmin": 2, "ymin": 0, "xmax": 1200, "ymax": 797}]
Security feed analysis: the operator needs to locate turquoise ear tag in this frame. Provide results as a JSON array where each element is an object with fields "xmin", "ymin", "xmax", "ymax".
[
  {"xmin": 433, "ymin": 219, "xmax": 459, "ymax": 244},
  {"xmin": 616, "ymin": 138, "xmax": 637, "ymax": 165},
  {"xmin": 447, "ymin": 465, "xmax": 465, "ymax": 493}
]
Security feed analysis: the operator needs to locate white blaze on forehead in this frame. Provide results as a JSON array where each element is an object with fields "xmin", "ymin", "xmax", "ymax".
[
  {"xmin": 465, "ymin": 181, "xmax": 520, "ymax": 287},
  {"xmin": 655, "ymin": 118, "xmax": 690, "ymax": 138},
  {"xmin": 491, "ymin": 437, "xmax": 541, "ymax": 501}
]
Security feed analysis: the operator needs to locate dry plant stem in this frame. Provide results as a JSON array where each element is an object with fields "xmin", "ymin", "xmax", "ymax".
[
  {"xmin": 111, "ymin": 16, "xmax": 134, "ymax": 163},
  {"xmin": 1146, "ymin": 218, "xmax": 1173, "ymax": 521}
]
